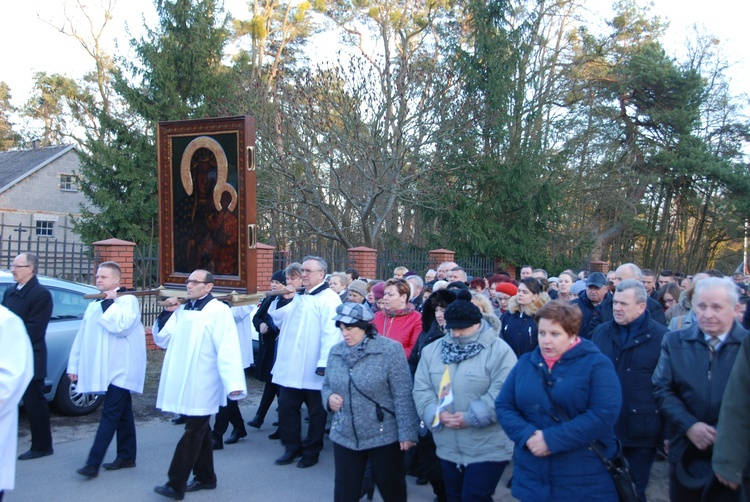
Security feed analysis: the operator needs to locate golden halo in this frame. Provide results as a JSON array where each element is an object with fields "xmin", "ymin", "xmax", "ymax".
[{"xmin": 179, "ymin": 136, "xmax": 237, "ymax": 211}]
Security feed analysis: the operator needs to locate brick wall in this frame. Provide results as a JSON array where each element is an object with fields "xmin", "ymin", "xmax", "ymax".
[
  {"xmin": 429, "ymin": 249, "xmax": 456, "ymax": 271},
  {"xmin": 92, "ymin": 238, "xmax": 136, "ymax": 288},
  {"xmin": 255, "ymin": 243, "xmax": 274, "ymax": 289},
  {"xmin": 348, "ymin": 247, "xmax": 377, "ymax": 279}
]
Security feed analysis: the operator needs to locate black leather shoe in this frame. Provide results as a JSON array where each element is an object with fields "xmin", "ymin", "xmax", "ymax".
[
  {"xmin": 225, "ymin": 429, "xmax": 247, "ymax": 444},
  {"xmin": 18, "ymin": 448, "xmax": 54, "ymax": 460},
  {"xmin": 171, "ymin": 415, "xmax": 186, "ymax": 425},
  {"xmin": 247, "ymin": 416, "xmax": 263, "ymax": 429},
  {"xmin": 154, "ymin": 484, "xmax": 184, "ymax": 500},
  {"xmin": 297, "ymin": 456, "xmax": 318, "ymax": 468},
  {"xmin": 212, "ymin": 438, "xmax": 223, "ymax": 450},
  {"xmin": 268, "ymin": 429, "xmax": 281, "ymax": 440},
  {"xmin": 102, "ymin": 459, "xmax": 136, "ymax": 470},
  {"xmin": 76, "ymin": 465, "xmax": 99, "ymax": 478},
  {"xmin": 185, "ymin": 479, "xmax": 217, "ymax": 492},
  {"xmin": 275, "ymin": 449, "xmax": 302, "ymax": 465}
]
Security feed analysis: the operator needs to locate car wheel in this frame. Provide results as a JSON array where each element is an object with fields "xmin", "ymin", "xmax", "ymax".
[{"xmin": 53, "ymin": 373, "xmax": 103, "ymax": 416}]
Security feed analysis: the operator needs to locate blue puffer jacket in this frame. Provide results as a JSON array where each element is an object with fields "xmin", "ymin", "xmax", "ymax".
[
  {"xmin": 592, "ymin": 311, "xmax": 668, "ymax": 448},
  {"xmin": 496, "ymin": 338, "xmax": 622, "ymax": 502},
  {"xmin": 500, "ymin": 296, "xmax": 542, "ymax": 358}
]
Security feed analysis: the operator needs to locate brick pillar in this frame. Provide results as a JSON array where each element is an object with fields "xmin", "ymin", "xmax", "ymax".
[
  {"xmin": 256, "ymin": 243, "xmax": 275, "ymax": 289},
  {"xmin": 589, "ymin": 260, "xmax": 609, "ymax": 274},
  {"xmin": 506, "ymin": 265, "xmax": 518, "ymax": 280},
  {"xmin": 429, "ymin": 249, "xmax": 455, "ymax": 271},
  {"xmin": 348, "ymin": 247, "xmax": 377, "ymax": 279},
  {"xmin": 92, "ymin": 238, "xmax": 136, "ymax": 288}
]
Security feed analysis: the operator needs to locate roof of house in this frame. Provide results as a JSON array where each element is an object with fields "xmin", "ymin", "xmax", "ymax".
[{"xmin": 0, "ymin": 144, "xmax": 76, "ymax": 194}]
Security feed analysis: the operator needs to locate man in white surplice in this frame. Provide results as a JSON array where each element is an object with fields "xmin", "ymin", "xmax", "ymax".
[
  {"xmin": 152, "ymin": 269, "xmax": 247, "ymax": 500},
  {"xmin": 0, "ymin": 305, "xmax": 33, "ymax": 501},
  {"xmin": 270, "ymin": 255, "xmax": 342, "ymax": 468},
  {"xmin": 68, "ymin": 261, "xmax": 147, "ymax": 478}
]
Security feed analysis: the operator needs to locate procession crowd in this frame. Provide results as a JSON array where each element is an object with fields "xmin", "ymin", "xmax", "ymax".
[{"xmin": 2, "ymin": 253, "xmax": 749, "ymax": 502}]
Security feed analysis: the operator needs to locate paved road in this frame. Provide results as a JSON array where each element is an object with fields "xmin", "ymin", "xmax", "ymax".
[{"xmin": 10, "ymin": 402, "xmax": 670, "ymax": 501}]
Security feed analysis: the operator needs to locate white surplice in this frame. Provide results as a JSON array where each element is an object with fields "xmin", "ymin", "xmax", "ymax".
[
  {"xmin": 269, "ymin": 286, "xmax": 342, "ymax": 391},
  {"xmin": 153, "ymin": 298, "xmax": 247, "ymax": 416},
  {"xmin": 232, "ymin": 304, "xmax": 257, "ymax": 369},
  {"xmin": 0, "ymin": 305, "xmax": 33, "ymax": 491},
  {"xmin": 67, "ymin": 295, "xmax": 147, "ymax": 394}
]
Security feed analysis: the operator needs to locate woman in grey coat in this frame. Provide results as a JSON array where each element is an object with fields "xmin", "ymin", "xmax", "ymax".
[{"xmin": 322, "ymin": 303, "xmax": 419, "ymax": 502}]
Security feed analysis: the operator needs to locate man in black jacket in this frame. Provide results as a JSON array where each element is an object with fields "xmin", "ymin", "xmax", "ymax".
[
  {"xmin": 653, "ymin": 277, "xmax": 748, "ymax": 501},
  {"xmin": 572, "ymin": 272, "xmax": 610, "ymax": 339},
  {"xmin": 587, "ymin": 263, "xmax": 666, "ymax": 337},
  {"xmin": 2, "ymin": 253, "xmax": 54, "ymax": 460},
  {"xmin": 592, "ymin": 280, "xmax": 668, "ymax": 502}
]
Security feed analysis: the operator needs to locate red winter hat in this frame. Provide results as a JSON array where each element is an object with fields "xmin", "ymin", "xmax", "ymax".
[{"xmin": 495, "ymin": 282, "xmax": 518, "ymax": 296}]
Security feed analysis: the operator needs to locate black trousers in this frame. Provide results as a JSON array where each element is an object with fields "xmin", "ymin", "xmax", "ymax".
[
  {"xmin": 333, "ymin": 442, "xmax": 407, "ymax": 502},
  {"xmin": 213, "ymin": 400, "xmax": 246, "ymax": 441},
  {"xmin": 167, "ymin": 416, "xmax": 216, "ymax": 493},
  {"xmin": 254, "ymin": 381, "xmax": 279, "ymax": 422},
  {"xmin": 22, "ymin": 379, "xmax": 52, "ymax": 451},
  {"xmin": 278, "ymin": 386, "xmax": 326, "ymax": 458},
  {"xmin": 87, "ymin": 384, "xmax": 136, "ymax": 467}
]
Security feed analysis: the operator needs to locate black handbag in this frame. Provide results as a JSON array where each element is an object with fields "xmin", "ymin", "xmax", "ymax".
[{"xmin": 539, "ymin": 369, "xmax": 639, "ymax": 502}]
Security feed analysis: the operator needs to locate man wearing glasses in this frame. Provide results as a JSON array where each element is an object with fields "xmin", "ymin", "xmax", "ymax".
[
  {"xmin": 269, "ymin": 256, "xmax": 342, "ymax": 468},
  {"xmin": 151, "ymin": 269, "xmax": 247, "ymax": 500},
  {"xmin": 2, "ymin": 253, "xmax": 54, "ymax": 460}
]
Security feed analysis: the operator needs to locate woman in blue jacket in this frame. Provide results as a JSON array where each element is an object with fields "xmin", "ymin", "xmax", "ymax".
[
  {"xmin": 500, "ymin": 278, "xmax": 547, "ymax": 358},
  {"xmin": 496, "ymin": 300, "xmax": 622, "ymax": 501}
]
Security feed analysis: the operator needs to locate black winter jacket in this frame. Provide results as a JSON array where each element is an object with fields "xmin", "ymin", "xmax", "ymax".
[
  {"xmin": 572, "ymin": 289, "xmax": 610, "ymax": 339},
  {"xmin": 2, "ymin": 275, "xmax": 53, "ymax": 380},
  {"xmin": 652, "ymin": 321, "xmax": 747, "ymax": 464},
  {"xmin": 592, "ymin": 311, "xmax": 668, "ymax": 448}
]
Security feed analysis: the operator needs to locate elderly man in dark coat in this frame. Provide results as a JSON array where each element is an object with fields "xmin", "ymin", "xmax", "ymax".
[
  {"xmin": 1, "ymin": 252, "xmax": 54, "ymax": 460},
  {"xmin": 593, "ymin": 280, "xmax": 668, "ymax": 502},
  {"xmin": 653, "ymin": 277, "xmax": 747, "ymax": 502}
]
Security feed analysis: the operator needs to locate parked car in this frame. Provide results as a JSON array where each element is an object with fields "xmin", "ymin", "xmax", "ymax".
[{"xmin": 0, "ymin": 271, "xmax": 103, "ymax": 416}]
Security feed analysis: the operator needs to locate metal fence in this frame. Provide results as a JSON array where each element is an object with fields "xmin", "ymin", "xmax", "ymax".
[
  {"xmin": 376, "ymin": 248, "xmax": 431, "ymax": 280},
  {"xmin": 0, "ymin": 233, "xmax": 94, "ymax": 282}
]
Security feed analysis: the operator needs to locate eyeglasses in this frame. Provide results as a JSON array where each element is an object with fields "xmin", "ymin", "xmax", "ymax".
[
  {"xmin": 10, "ymin": 264, "xmax": 31, "ymax": 269},
  {"xmin": 301, "ymin": 268, "xmax": 323, "ymax": 274},
  {"xmin": 186, "ymin": 280, "xmax": 210, "ymax": 285}
]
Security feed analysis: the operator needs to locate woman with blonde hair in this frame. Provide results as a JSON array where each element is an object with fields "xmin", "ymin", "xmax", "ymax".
[
  {"xmin": 470, "ymin": 291, "xmax": 501, "ymax": 336},
  {"xmin": 555, "ymin": 272, "xmax": 577, "ymax": 302}
]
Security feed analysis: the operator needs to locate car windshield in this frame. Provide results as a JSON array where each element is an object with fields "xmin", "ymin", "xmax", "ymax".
[{"xmin": 49, "ymin": 288, "xmax": 93, "ymax": 320}]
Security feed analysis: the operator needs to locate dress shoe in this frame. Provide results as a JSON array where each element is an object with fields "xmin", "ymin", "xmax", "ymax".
[
  {"xmin": 268, "ymin": 429, "xmax": 281, "ymax": 440},
  {"xmin": 185, "ymin": 479, "xmax": 217, "ymax": 492},
  {"xmin": 225, "ymin": 429, "xmax": 247, "ymax": 444},
  {"xmin": 212, "ymin": 438, "xmax": 223, "ymax": 450},
  {"xmin": 275, "ymin": 449, "xmax": 302, "ymax": 465},
  {"xmin": 154, "ymin": 484, "xmax": 184, "ymax": 500},
  {"xmin": 18, "ymin": 448, "xmax": 54, "ymax": 460},
  {"xmin": 297, "ymin": 456, "xmax": 318, "ymax": 468},
  {"xmin": 76, "ymin": 464, "xmax": 99, "ymax": 478},
  {"xmin": 171, "ymin": 415, "xmax": 186, "ymax": 425},
  {"xmin": 102, "ymin": 459, "xmax": 136, "ymax": 470},
  {"xmin": 247, "ymin": 416, "xmax": 263, "ymax": 429}
]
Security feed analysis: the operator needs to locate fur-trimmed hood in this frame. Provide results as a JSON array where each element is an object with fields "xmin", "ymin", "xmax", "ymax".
[
  {"xmin": 507, "ymin": 294, "xmax": 547, "ymax": 317},
  {"xmin": 482, "ymin": 312, "xmax": 501, "ymax": 335}
]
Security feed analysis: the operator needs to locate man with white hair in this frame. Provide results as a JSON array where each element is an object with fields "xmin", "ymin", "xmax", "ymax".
[
  {"xmin": 405, "ymin": 274, "xmax": 425, "ymax": 312},
  {"xmin": 587, "ymin": 263, "xmax": 666, "ymax": 336},
  {"xmin": 446, "ymin": 267, "xmax": 468, "ymax": 285},
  {"xmin": 436, "ymin": 262, "xmax": 458, "ymax": 281},
  {"xmin": 653, "ymin": 277, "xmax": 748, "ymax": 501}
]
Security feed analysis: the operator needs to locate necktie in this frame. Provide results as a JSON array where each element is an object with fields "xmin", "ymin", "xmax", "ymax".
[
  {"xmin": 708, "ymin": 337, "xmax": 720, "ymax": 360},
  {"xmin": 185, "ymin": 301, "xmax": 195, "ymax": 311}
]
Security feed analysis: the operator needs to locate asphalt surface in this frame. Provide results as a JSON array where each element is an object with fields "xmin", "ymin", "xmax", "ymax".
[
  {"xmin": 9, "ymin": 402, "xmax": 669, "ymax": 501},
  {"xmin": 9, "ymin": 403, "xmax": 515, "ymax": 502}
]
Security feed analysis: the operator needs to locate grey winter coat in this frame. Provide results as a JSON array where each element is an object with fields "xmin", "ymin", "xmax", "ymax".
[
  {"xmin": 412, "ymin": 320, "xmax": 517, "ymax": 465},
  {"xmin": 322, "ymin": 335, "xmax": 419, "ymax": 451}
]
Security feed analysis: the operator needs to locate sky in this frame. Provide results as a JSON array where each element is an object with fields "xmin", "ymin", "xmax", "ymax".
[{"xmin": 2, "ymin": 0, "xmax": 748, "ymax": 108}]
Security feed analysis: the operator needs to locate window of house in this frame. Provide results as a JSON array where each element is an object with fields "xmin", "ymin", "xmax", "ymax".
[
  {"xmin": 36, "ymin": 220, "xmax": 54, "ymax": 237},
  {"xmin": 60, "ymin": 174, "xmax": 78, "ymax": 192}
]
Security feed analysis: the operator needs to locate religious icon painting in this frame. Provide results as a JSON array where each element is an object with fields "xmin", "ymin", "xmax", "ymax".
[{"xmin": 157, "ymin": 116, "xmax": 256, "ymax": 292}]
